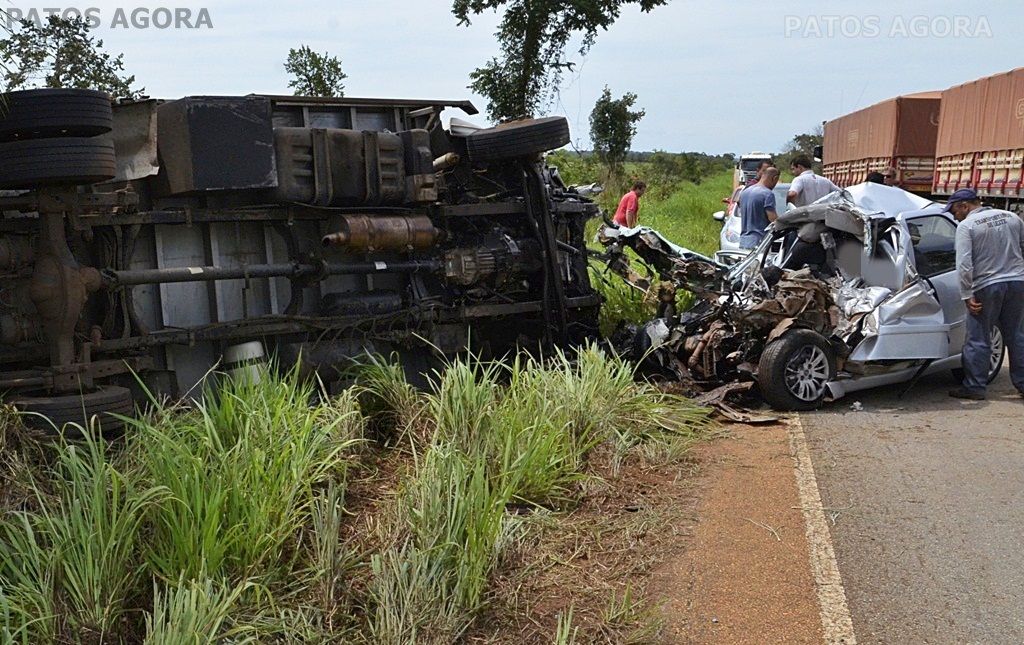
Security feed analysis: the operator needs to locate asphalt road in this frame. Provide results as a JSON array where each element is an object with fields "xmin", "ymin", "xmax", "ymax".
[{"xmin": 801, "ymin": 366, "xmax": 1024, "ymax": 644}]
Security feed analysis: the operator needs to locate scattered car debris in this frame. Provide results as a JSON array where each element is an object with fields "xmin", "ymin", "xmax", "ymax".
[
  {"xmin": 850, "ymin": 401, "xmax": 864, "ymax": 412},
  {"xmin": 695, "ymin": 382, "xmax": 779, "ymax": 424}
]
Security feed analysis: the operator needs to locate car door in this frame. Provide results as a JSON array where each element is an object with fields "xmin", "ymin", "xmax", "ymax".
[{"xmin": 900, "ymin": 212, "xmax": 965, "ymax": 350}]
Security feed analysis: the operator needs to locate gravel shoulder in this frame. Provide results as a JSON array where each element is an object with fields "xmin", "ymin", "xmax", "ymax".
[{"xmin": 653, "ymin": 422, "xmax": 823, "ymax": 643}]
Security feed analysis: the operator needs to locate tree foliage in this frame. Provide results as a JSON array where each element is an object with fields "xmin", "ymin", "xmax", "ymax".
[
  {"xmin": 284, "ymin": 45, "xmax": 347, "ymax": 97},
  {"xmin": 0, "ymin": 15, "xmax": 141, "ymax": 97},
  {"xmin": 453, "ymin": 0, "xmax": 668, "ymax": 122},
  {"xmin": 776, "ymin": 125, "xmax": 824, "ymax": 171},
  {"xmin": 589, "ymin": 86, "xmax": 644, "ymax": 176}
]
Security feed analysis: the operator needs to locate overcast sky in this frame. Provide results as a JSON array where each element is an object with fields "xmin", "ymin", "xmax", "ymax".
[{"xmin": 8, "ymin": 0, "xmax": 1021, "ymax": 155}]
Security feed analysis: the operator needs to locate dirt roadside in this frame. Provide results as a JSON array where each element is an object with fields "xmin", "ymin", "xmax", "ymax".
[{"xmin": 652, "ymin": 421, "xmax": 824, "ymax": 643}]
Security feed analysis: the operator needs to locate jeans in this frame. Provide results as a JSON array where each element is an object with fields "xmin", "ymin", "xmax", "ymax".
[{"xmin": 961, "ymin": 280, "xmax": 1024, "ymax": 393}]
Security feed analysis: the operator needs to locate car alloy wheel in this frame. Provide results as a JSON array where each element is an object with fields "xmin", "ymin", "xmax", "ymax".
[
  {"xmin": 784, "ymin": 344, "xmax": 831, "ymax": 402},
  {"xmin": 990, "ymin": 326, "xmax": 1005, "ymax": 378}
]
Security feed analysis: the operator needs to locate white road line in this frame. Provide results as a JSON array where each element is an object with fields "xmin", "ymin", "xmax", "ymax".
[{"xmin": 788, "ymin": 415, "xmax": 857, "ymax": 645}]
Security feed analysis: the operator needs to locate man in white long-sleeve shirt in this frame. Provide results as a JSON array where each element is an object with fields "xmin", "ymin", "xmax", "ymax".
[{"xmin": 947, "ymin": 188, "xmax": 1024, "ymax": 400}]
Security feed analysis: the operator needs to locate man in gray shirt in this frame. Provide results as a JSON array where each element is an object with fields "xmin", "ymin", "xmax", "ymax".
[
  {"xmin": 739, "ymin": 167, "xmax": 780, "ymax": 249},
  {"xmin": 948, "ymin": 188, "xmax": 1024, "ymax": 400}
]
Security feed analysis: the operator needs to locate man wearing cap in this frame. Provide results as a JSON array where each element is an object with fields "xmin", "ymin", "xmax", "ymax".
[{"xmin": 947, "ymin": 188, "xmax": 1024, "ymax": 400}]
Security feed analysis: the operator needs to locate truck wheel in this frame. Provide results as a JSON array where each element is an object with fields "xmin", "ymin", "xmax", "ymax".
[
  {"xmin": 8, "ymin": 385, "xmax": 135, "ymax": 437},
  {"xmin": 757, "ymin": 329, "xmax": 836, "ymax": 411},
  {"xmin": 466, "ymin": 116, "xmax": 570, "ymax": 163},
  {"xmin": 0, "ymin": 89, "xmax": 113, "ymax": 141},
  {"xmin": 0, "ymin": 137, "xmax": 116, "ymax": 188},
  {"xmin": 951, "ymin": 326, "xmax": 1005, "ymax": 385}
]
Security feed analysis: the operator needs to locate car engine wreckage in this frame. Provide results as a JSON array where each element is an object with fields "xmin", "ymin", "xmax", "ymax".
[{"xmin": 595, "ymin": 184, "xmax": 1004, "ymax": 414}]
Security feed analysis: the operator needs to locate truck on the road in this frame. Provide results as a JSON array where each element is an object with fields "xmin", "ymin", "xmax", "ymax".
[
  {"xmin": 734, "ymin": 151, "xmax": 773, "ymax": 189},
  {"xmin": 822, "ymin": 91, "xmax": 941, "ymax": 194},
  {"xmin": 822, "ymin": 66, "xmax": 1024, "ymax": 211}
]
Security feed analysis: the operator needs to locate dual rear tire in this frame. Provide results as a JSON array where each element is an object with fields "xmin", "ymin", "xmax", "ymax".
[{"xmin": 0, "ymin": 88, "xmax": 116, "ymax": 188}]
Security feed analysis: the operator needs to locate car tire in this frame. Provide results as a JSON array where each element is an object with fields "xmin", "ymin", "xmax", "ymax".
[
  {"xmin": 0, "ymin": 88, "xmax": 113, "ymax": 141},
  {"xmin": 0, "ymin": 137, "xmax": 116, "ymax": 188},
  {"xmin": 8, "ymin": 385, "xmax": 135, "ymax": 437},
  {"xmin": 466, "ymin": 116, "xmax": 571, "ymax": 163},
  {"xmin": 951, "ymin": 326, "xmax": 1006, "ymax": 385},
  {"xmin": 757, "ymin": 329, "xmax": 836, "ymax": 411}
]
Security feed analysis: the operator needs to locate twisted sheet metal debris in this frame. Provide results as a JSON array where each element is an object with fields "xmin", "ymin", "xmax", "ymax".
[{"xmin": 596, "ymin": 225, "xmax": 838, "ymax": 422}]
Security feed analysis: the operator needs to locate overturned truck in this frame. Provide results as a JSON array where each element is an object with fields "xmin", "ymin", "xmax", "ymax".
[
  {"xmin": 0, "ymin": 90, "xmax": 600, "ymax": 430},
  {"xmin": 599, "ymin": 183, "xmax": 1006, "ymax": 411}
]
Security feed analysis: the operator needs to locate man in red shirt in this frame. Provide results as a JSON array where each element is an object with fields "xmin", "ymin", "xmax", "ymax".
[{"xmin": 613, "ymin": 180, "xmax": 647, "ymax": 227}]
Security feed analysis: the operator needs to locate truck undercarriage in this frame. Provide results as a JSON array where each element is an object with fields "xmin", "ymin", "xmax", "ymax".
[{"xmin": 0, "ymin": 92, "xmax": 600, "ymax": 430}]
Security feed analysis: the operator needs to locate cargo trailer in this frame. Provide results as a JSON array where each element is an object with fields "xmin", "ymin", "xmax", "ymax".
[
  {"xmin": 934, "ymin": 67, "xmax": 1024, "ymax": 207},
  {"xmin": 822, "ymin": 92, "xmax": 941, "ymax": 194}
]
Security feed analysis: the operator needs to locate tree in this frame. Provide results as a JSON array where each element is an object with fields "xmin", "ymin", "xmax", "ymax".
[
  {"xmin": 589, "ymin": 86, "xmax": 644, "ymax": 178},
  {"xmin": 777, "ymin": 125, "xmax": 824, "ymax": 172},
  {"xmin": 284, "ymin": 46, "xmax": 347, "ymax": 97},
  {"xmin": 453, "ymin": 0, "xmax": 668, "ymax": 122},
  {"xmin": 0, "ymin": 15, "xmax": 141, "ymax": 97}
]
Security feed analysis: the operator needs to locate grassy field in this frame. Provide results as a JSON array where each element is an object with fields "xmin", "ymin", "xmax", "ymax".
[
  {"xmin": 596, "ymin": 168, "xmax": 733, "ymax": 257},
  {"xmin": 581, "ymin": 168, "xmax": 735, "ymax": 334},
  {"xmin": 0, "ymin": 350, "xmax": 713, "ymax": 643}
]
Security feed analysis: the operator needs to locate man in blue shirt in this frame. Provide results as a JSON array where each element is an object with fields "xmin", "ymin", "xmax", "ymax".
[{"xmin": 739, "ymin": 166, "xmax": 780, "ymax": 249}]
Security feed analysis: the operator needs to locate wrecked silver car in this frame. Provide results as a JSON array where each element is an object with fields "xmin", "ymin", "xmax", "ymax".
[{"xmin": 599, "ymin": 182, "xmax": 1005, "ymax": 411}]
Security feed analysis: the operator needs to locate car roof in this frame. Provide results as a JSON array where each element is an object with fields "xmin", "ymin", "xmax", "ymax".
[
  {"xmin": 774, "ymin": 183, "xmax": 944, "ymax": 237},
  {"xmin": 838, "ymin": 182, "xmax": 937, "ymax": 218}
]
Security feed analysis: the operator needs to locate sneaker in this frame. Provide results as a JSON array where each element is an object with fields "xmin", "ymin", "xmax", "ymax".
[{"xmin": 949, "ymin": 387, "xmax": 985, "ymax": 401}]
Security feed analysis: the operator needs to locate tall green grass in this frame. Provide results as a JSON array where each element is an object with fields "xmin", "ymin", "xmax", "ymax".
[
  {"xmin": 0, "ymin": 368, "xmax": 364, "ymax": 643},
  {"xmin": 0, "ymin": 431, "xmax": 166, "ymax": 641},
  {"xmin": 0, "ymin": 347, "xmax": 712, "ymax": 643},
  {"xmin": 144, "ymin": 577, "xmax": 253, "ymax": 645},
  {"xmin": 367, "ymin": 346, "xmax": 713, "ymax": 642},
  {"xmin": 128, "ymin": 369, "xmax": 363, "ymax": 583}
]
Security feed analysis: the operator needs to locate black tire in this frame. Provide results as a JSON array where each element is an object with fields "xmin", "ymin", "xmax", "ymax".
[
  {"xmin": 757, "ymin": 329, "xmax": 836, "ymax": 411},
  {"xmin": 8, "ymin": 385, "xmax": 135, "ymax": 437},
  {"xmin": 0, "ymin": 89, "xmax": 113, "ymax": 141},
  {"xmin": 0, "ymin": 137, "xmax": 116, "ymax": 188},
  {"xmin": 466, "ymin": 116, "xmax": 570, "ymax": 162},
  {"xmin": 951, "ymin": 326, "xmax": 1006, "ymax": 385}
]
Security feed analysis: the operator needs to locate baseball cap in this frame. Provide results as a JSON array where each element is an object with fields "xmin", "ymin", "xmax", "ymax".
[{"xmin": 942, "ymin": 188, "xmax": 978, "ymax": 212}]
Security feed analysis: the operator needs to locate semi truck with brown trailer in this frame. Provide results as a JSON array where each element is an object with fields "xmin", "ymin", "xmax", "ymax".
[
  {"xmin": 934, "ymin": 66, "xmax": 1024, "ymax": 209},
  {"xmin": 822, "ymin": 91, "xmax": 942, "ymax": 194},
  {"xmin": 823, "ymin": 67, "xmax": 1024, "ymax": 211},
  {"xmin": 0, "ymin": 90, "xmax": 601, "ymax": 433}
]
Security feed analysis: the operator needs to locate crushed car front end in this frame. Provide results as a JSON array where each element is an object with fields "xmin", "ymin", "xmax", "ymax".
[{"xmin": 597, "ymin": 183, "xmax": 1005, "ymax": 411}]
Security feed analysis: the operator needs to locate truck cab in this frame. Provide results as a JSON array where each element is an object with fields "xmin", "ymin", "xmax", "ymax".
[{"xmin": 734, "ymin": 152, "xmax": 773, "ymax": 189}]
